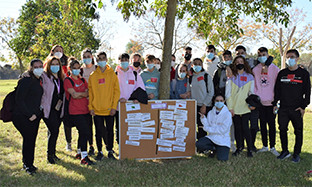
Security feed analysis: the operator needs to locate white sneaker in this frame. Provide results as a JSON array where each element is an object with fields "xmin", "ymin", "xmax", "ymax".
[
  {"xmin": 258, "ymin": 146, "xmax": 269, "ymax": 152},
  {"xmin": 231, "ymin": 142, "xmax": 237, "ymax": 153},
  {"xmin": 66, "ymin": 143, "xmax": 72, "ymax": 152},
  {"xmin": 270, "ymin": 147, "xmax": 279, "ymax": 156}
]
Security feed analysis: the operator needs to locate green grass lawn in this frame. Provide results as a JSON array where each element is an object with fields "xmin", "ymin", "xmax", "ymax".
[{"xmin": 0, "ymin": 79, "xmax": 312, "ymax": 186}]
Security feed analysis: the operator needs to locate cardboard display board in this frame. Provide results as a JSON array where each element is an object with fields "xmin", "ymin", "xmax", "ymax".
[{"xmin": 119, "ymin": 100, "xmax": 196, "ymax": 160}]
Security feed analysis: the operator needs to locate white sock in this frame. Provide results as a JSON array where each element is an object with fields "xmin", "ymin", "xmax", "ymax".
[
  {"xmin": 77, "ymin": 148, "xmax": 81, "ymax": 154},
  {"xmin": 100, "ymin": 151, "xmax": 103, "ymax": 154},
  {"xmin": 81, "ymin": 151, "xmax": 88, "ymax": 159}
]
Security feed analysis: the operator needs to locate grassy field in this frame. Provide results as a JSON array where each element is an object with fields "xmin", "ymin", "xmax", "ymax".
[{"xmin": 0, "ymin": 79, "xmax": 312, "ymax": 186}]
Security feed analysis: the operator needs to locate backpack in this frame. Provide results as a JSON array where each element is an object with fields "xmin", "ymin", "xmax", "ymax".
[
  {"xmin": 189, "ymin": 73, "xmax": 209, "ymax": 93},
  {"xmin": 0, "ymin": 89, "xmax": 17, "ymax": 122},
  {"xmin": 64, "ymin": 77, "xmax": 86, "ymax": 117}
]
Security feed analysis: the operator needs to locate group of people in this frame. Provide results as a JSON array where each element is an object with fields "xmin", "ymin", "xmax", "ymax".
[{"xmin": 10, "ymin": 44, "xmax": 310, "ymax": 175}]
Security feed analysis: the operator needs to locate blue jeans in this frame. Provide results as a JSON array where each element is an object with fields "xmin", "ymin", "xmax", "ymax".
[{"xmin": 196, "ymin": 137, "xmax": 230, "ymax": 161}]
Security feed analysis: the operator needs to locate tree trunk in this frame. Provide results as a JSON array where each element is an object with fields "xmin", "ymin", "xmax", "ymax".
[
  {"xmin": 159, "ymin": 0, "xmax": 177, "ymax": 99},
  {"xmin": 17, "ymin": 56, "xmax": 24, "ymax": 75}
]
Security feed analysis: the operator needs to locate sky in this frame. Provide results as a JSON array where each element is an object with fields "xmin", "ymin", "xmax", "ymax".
[{"xmin": 1, "ymin": 0, "xmax": 312, "ymax": 65}]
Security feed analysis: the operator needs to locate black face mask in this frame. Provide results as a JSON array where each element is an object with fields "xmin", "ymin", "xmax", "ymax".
[
  {"xmin": 133, "ymin": 61, "xmax": 140, "ymax": 68},
  {"xmin": 184, "ymin": 53, "xmax": 192, "ymax": 61},
  {"xmin": 236, "ymin": 64, "xmax": 245, "ymax": 70}
]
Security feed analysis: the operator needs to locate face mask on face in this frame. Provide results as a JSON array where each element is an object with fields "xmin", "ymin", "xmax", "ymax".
[
  {"xmin": 178, "ymin": 72, "xmax": 186, "ymax": 79},
  {"xmin": 206, "ymin": 53, "xmax": 215, "ymax": 60},
  {"xmin": 184, "ymin": 53, "xmax": 192, "ymax": 61},
  {"xmin": 98, "ymin": 61, "xmax": 106, "ymax": 68},
  {"xmin": 224, "ymin": 60, "xmax": 232, "ymax": 66},
  {"xmin": 155, "ymin": 64, "xmax": 161, "ymax": 70},
  {"xmin": 171, "ymin": 61, "xmax": 175, "ymax": 67},
  {"xmin": 193, "ymin": 65, "xmax": 202, "ymax": 73},
  {"xmin": 120, "ymin": 61, "xmax": 129, "ymax": 69},
  {"xmin": 241, "ymin": 54, "xmax": 246, "ymax": 58},
  {"xmin": 258, "ymin": 56, "xmax": 267, "ymax": 64},
  {"xmin": 54, "ymin": 52, "xmax": 63, "ymax": 59},
  {"xmin": 236, "ymin": 64, "xmax": 245, "ymax": 70},
  {"xmin": 83, "ymin": 58, "xmax": 92, "ymax": 65},
  {"xmin": 72, "ymin": 69, "xmax": 80, "ymax": 76},
  {"xmin": 50, "ymin": 65, "xmax": 60, "ymax": 74},
  {"xmin": 215, "ymin": 101, "xmax": 224, "ymax": 109},
  {"xmin": 133, "ymin": 61, "xmax": 141, "ymax": 68},
  {"xmin": 147, "ymin": 63, "xmax": 155, "ymax": 70},
  {"xmin": 33, "ymin": 68, "xmax": 44, "ymax": 77},
  {"xmin": 286, "ymin": 58, "xmax": 296, "ymax": 67}
]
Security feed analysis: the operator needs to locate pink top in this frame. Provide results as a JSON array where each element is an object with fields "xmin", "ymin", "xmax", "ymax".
[{"xmin": 252, "ymin": 63, "xmax": 280, "ymax": 106}]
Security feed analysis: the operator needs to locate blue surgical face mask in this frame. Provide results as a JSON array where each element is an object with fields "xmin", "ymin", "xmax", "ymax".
[
  {"xmin": 50, "ymin": 65, "xmax": 60, "ymax": 74},
  {"xmin": 258, "ymin": 56, "xmax": 267, "ymax": 64},
  {"xmin": 98, "ymin": 61, "xmax": 106, "ymax": 68},
  {"xmin": 206, "ymin": 53, "xmax": 215, "ymax": 60},
  {"xmin": 147, "ymin": 63, "xmax": 155, "ymax": 70},
  {"xmin": 286, "ymin": 58, "xmax": 296, "ymax": 67},
  {"xmin": 224, "ymin": 60, "xmax": 232, "ymax": 66},
  {"xmin": 193, "ymin": 65, "xmax": 202, "ymax": 73},
  {"xmin": 83, "ymin": 58, "xmax": 92, "ymax": 65},
  {"xmin": 72, "ymin": 69, "xmax": 80, "ymax": 76},
  {"xmin": 179, "ymin": 72, "xmax": 186, "ymax": 79},
  {"xmin": 121, "ymin": 61, "xmax": 129, "ymax": 69},
  {"xmin": 33, "ymin": 68, "xmax": 44, "ymax": 77},
  {"xmin": 215, "ymin": 101, "xmax": 224, "ymax": 109},
  {"xmin": 241, "ymin": 54, "xmax": 246, "ymax": 58}
]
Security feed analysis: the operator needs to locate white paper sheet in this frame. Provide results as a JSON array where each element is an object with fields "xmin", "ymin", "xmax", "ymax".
[
  {"xmin": 141, "ymin": 127, "xmax": 156, "ymax": 133},
  {"xmin": 140, "ymin": 134, "xmax": 154, "ymax": 140},
  {"xmin": 160, "ymin": 133, "xmax": 174, "ymax": 139},
  {"xmin": 158, "ymin": 146, "xmax": 172, "ymax": 152},
  {"xmin": 129, "ymin": 135, "xmax": 140, "ymax": 141},
  {"xmin": 175, "ymin": 127, "xmax": 189, "ymax": 137},
  {"xmin": 127, "ymin": 113, "xmax": 142, "ymax": 121},
  {"xmin": 161, "ymin": 123, "xmax": 176, "ymax": 131},
  {"xmin": 173, "ymin": 141, "xmax": 186, "ymax": 147},
  {"xmin": 174, "ymin": 109, "xmax": 188, "ymax": 116},
  {"xmin": 128, "ymin": 121, "xmax": 142, "ymax": 126},
  {"xmin": 141, "ymin": 113, "xmax": 151, "ymax": 121},
  {"xmin": 125, "ymin": 140, "xmax": 140, "ymax": 146},
  {"xmin": 160, "ymin": 120, "xmax": 175, "ymax": 125},
  {"xmin": 160, "ymin": 128, "xmax": 174, "ymax": 134},
  {"xmin": 142, "ymin": 120, "xmax": 155, "ymax": 127},
  {"xmin": 167, "ymin": 105, "xmax": 176, "ymax": 110},
  {"xmin": 156, "ymin": 139, "xmax": 174, "ymax": 147},
  {"xmin": 126, "ymin": 103, "xmax": 141, "ymax": 111},
  {"xmin": 173, "ymin": 146, "xmax": 186, "ymax": 152},
  {"xmin": 174, "ymin": 115, "xmax": 188, "ymax": 121},
  {"xmin": 128, "ymin": 126, "xmax": 142, "ymax": 132},
  {"xmin": 175, "ymin": 120, "xmax": 185, "ymax": 127},
  {"xmin": 176, "ymin": 100, "xmax": 187, "ymax": 109},
  {"xmin": 159, "ymin": 111, "xmax": 174, "ymax": 120},
  {"xmin": 175, "ymin": 137, "xmax": 185, "ymax": 143},
  {"xmin": 127, "ymin": 131, "xmax": 141, "ymax": 136},
  {"xmin": 151, "ymin": 103, "xmax": 167, "ymax": 109}
]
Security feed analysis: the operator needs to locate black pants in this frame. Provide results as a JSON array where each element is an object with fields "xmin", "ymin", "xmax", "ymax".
[
  {"xmin": 70, "ymin": 114, "xmax": 91, "ymax": 152},
  {"xmin": 278, "ymin": 108, "xmax": 303, "ymax": 155},
  {"xmin": 94, "ymin": 115, "xmax": 114, "ymax": 152},
  {"xmin": 115, "ymin": 111, "xmax": 119, "ymax": 144},
  {"xmin": 233, "ymin": 113, "xmax": 252, "ymax": 151},
  {"xmin": 63, "ymin": 117, "xmax": 72, "ymax": 144},
  {"xmin": 249, "ymin": 109, "xmax": 259, "ymax": 148},
  {"xmin": 196, "ymin": 106, "xmax": 212, "ymax": 140},
  {"xmin": 43, "ymin": 109, "xmax": 62, "ymax": 156},
  {"xmin": 259, "ymin": 106, "xmax": 276, "ymax": 148},
  {"xmin": 12, "ymin": 114, "xmax": 41, "ymax": 167}
]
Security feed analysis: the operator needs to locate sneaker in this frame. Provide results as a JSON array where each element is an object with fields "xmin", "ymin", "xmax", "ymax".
[
  {"xmin": 208, "ymin": 151, "xmax": 216, "ymax": 158},
  {"xmin": 25, "ymin": 166, "xmax": 36, "ymax": 175},
  {"xmin": 95, "ymin": 152, "xmax": 104, "ymax": 161},
  {"xmin": 277, "ymin": 150, "xmax": 291, "ymax": 160},
  {"xmin": 230, "ymin": 143, "xmax": 237, "ymax": 153},
  {"xmin": 108, "ymin": 151, "xmax": 116, "ymax": 160},
  {"xmin": 80, "ymin": 156, "xmax": 95, "ymax": 165},
  {"xmin": 257, "ymin": 146, "xmax": 269, "ymax": 153},
  {"xmin": 270, "ymin": 147, "xmax": 279, "ymax": 156},
  {"xmin": 292, "ymin": 154, "xmax": 300, "ymax": 163},
  {"xmin": 232, "ymin": 149, "xmax": 242, "ymax": 156},
  {"xmin": 75, "ymin": 153, "xmax": 81, "ymax": 160},
  {"xmin": 66, "ymin": 143, "xmax": 72, "ymax": 152},
  {"xmin": 88, "ymin": 146, "xmax": 95, "ymax": 156},
  {"xmin": 47, "ymin": 155, "xmax": 56, "ymax": 164},
  {"xmin": 247, "ymin": 151, "xmax": 253, "ymax": 157},
  {"xmin": 22, "ymin": 164, "xmax": 37, "ymax": 172}
]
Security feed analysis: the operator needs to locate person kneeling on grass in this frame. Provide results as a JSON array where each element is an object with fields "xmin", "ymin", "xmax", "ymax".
[{"xmin": 196, "ymin": 94, "xmax": 232, "ymax": 161}]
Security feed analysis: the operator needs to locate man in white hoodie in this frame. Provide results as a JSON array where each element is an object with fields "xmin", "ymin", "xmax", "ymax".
[
  {"xmin": 196, "ymin": 94, "xmax": 232, "ymax": 161},
  {"xmin": 203, "ymin": 45, "xmax": 220, "ymax": 77}
]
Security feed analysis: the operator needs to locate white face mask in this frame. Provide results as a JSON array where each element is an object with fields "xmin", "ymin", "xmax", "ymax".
[
  {"xmin": 155, "ymin": 64, "xmax": 161, "ymax": 70},
  {"xmin": 33, "ymin": 68, "xmax": 44, "ymax": 77},
  {"xmin": 171, "ymin": 61, "xmax": 175, "ymax": 67},
  {"xmin": 54, "ymin": 52, "xmax": 63, "ymax": 59}
]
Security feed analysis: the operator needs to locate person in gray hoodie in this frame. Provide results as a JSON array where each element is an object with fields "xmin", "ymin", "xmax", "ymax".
[{"xmin": 187, "ymin": 58, "xmax": 214, "ymax": 140}]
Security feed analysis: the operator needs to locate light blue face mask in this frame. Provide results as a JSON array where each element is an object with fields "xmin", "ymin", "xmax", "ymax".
[
  {"xmin": 83, "ymin": 58, "xmax": 92, "ymax": 65},
  {"xmin": 193, "ymin": 65, "xmax": 202, "ymax": 73},
  {"xmin": 258, "ymin": 56, "xmax": 267, "ymax": 64},
  {"xmin": 147, "ymin": 63, "xmax": 155, "ymax": 70},
  {"xmin": 33, "ymin": 68, "xmax": 44, "ymax": 77},
  {"xmin": 179, "ymin": 72, "xmax": 187, "ymax": 79},
  {"xmin": 224, "ymin": 60, "xmax": 232, "ymax": 66},
  {"xmin": 215, "ymin": 101, "xmax": 224, "ymax": 109},
  {"xmin": 241, "ymin": 54, "xmax": 246, "ymax": 58},
  {"xmin": 98, "ymin": 61, "xmax": 106, "ymax": 68},
  {"xmin": 206, "ymin": 53, "xmax": 215, "ymax": 60},
  {"xmin": 50, "ymin": 65, "xmax": 60, "ymax": 74},
  {"xmin": 286, "ymin": 58, "xmax": 296, "ymax": 67},
  {"xmin": 121, "ymin": 61, "xmax": 129, "ymax": 69},
  {"xmin": 72, "ymin": 69, "xmax": 80, "ymax": 76}
]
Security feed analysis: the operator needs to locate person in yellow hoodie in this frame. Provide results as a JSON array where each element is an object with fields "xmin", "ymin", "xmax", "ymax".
[{"xmin": 88, "ymin": 51, "xmax": 120, "ymax": 160}]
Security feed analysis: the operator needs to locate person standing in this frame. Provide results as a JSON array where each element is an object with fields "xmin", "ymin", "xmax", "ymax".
[
  {"xmin": 13, "ymin": 59, "xmax": 44, "ymax": 175},
  {"xmin": 130, "ymin": 53, "xmax": 143, "ymax": 73},
  {"xmin": 253, "ymin": 47, "xmax": 280, "ymax": 156},
  {"xmin": 203, "ymin": 45, "xmax": 220, "ymax": 77},
  {"xmin": 225, "ymin": 56, "xmax": 255, "ymax": 157},
  {"xmin": 89, "ymin": 51, "xmax": 120, "ymax": 160},
  {"xmin": 273, "ymin": 49, "xmax": 311, "ymax": 162},
  {"xmin": 170, "ymin": 64, "xmax": 189, "ymax": 99},
  {"xmin": 41, "ymin": 56, "xmax": 65, "ymax": 164}
]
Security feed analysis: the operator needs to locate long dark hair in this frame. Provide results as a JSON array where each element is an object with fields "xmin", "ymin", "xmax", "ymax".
[
  {"xmin": 231, "ymin": 56, "xmax": 253, "ymax": 77},
  {"xmin": 44, "ymin": 56, "xmax": 65, "ymax": 80}
]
